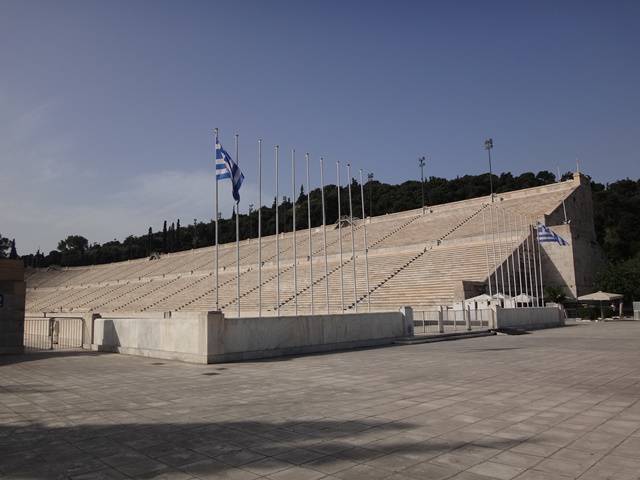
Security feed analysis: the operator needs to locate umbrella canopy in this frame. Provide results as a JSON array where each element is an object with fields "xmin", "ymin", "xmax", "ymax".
[
  {"xmin": 465, "ymin": 293, "xmax": 492, "ymax": 302},
  {"xmin": 513, "ymin": 293, "xmax": 537, "ymax": 303},
  {"xmin": 492, "ymin": 293, "xmax": 511, "ymax": 299},
  {"xmin": 577, "ymin": 291, "xmax": 623, "ymax": 302}
]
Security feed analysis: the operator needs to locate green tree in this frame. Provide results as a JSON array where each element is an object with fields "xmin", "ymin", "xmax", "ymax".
[
  {"xmin": 0, "ymin": 234, "xmax": 10, "ymax": 258},
  {"xmin": 544, "ymin": 285, "xmax": 567, "ymax": 304},
  {"xmin": 596, "ymin": 254, "xmax": 640, "ymax": 302},
  {"xmin": 57, "ymin": 235, "xmax": 89, "ymax": 254},
  {"xmin": 147, "ymin": 227, "xmax": 153, "ymax": 255}
]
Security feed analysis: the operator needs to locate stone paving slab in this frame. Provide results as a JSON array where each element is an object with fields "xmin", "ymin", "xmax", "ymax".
[{"xmin": 1, "ymin": 322, "xmax": 640, "ymax": 479}]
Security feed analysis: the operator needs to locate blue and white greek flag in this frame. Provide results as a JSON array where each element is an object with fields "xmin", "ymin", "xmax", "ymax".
[
  {"xmin": 215, "ymin": 138, "xmax": 244, "ymax": 203},
  {"xmin": 537, "ymin": 223, "xmax": 569, "ymax": 246}
]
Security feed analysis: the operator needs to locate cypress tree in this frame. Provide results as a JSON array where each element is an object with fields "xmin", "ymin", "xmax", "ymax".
[
  {"xmin": 162, "ymin": 220, "xmax": 168, "ymax": 253},
  {"xmin": 9, "ymin": 239, "xmax": 17, "ymax": 259}
]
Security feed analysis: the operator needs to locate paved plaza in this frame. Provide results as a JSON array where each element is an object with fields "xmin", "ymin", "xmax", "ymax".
[{"xmin": 2, "ymin": 322, "xmax": 640, "ymax": 480}]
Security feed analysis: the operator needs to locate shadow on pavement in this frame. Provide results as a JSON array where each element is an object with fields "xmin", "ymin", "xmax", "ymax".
[
  {"xmin": 0, "ymin": 418, "xmax": 528, "ymax": 479},
  {"xmin": 0, "ymin": 350, "xmax": 110, "ymax": 367}
]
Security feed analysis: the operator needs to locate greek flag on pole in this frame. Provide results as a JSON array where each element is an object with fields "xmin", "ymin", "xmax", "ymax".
[
  {"xmin": 537, "ymin": 223, "xmax": 569, "ymax": 246},
  {"xmin": 215, "ymin": 138, "xmax": 244, "ymax": 203}
]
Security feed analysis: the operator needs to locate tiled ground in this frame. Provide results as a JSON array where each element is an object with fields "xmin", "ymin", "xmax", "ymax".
[{"xmin": 2, "ymin": 321, "xmax": 640, "ymax": 480}]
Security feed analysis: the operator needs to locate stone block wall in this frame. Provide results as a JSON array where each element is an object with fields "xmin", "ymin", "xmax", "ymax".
[
  {"xmin": 541, "ymin": 173, "xmax": 605, "ymax": 298},
  {"xmin": 0, "ymin": 260, "xmax": 25, "ymax": 354}
]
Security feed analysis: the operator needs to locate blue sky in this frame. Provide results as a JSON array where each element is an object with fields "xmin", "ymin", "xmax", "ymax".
[{"xmin": 1, "ymin": 0, "xmax": 639, "ymax": 254}]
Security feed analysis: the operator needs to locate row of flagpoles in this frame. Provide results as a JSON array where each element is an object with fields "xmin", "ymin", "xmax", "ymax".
[
  {"xmin": 213, "ymin": 129, "xmax": 372, "ymax": 317},
  {"xmin": 481, "ymin": 202, "xmax": 569, "ymax": 308},
  {"xmin": 213, "ymin": 129, "xmax": 569, "ymax": 317}
]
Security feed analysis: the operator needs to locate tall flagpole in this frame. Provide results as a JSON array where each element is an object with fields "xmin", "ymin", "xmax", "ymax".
[
  {"xmin": 337, "ymin": 161, "xmax": 345, "ymax": 312},
  {"xmin": 306, "ymin": 153, "xmax": 314, "ymax": 315},
  {"xmin": 498, "ymin": 207, "xmax": 511, "ymax": 300},
  {"xmin": 488, "ymin": 203, "xmax": 500, "ymax": 298},
  {"xmin": 513, "ymin": 211, "xmax": 523, "ymax": 305},
  {"xmin": 320, "ymin": 157, "xmax": 329, "ymax": 313},
  {"xmin": 235, "ymin": 134, "xmax": 240, "ymax": 317},
  {"xmin": 502, "ymin": 208, "xmax": 513, "ymax": 301},
  {"xmin": 359, "ymin": 169, "xmax": 371, "ymax": 312},
  {"xmin": 494, "ymin": 205, "xmax": 505, "ymax": 297},
  {"xmin": 524, "ymin": 214, "xmax": 534, "ymax": 306},
  {"xmin": 519, "ymin": 213, "xmax": 528, "ymax": 302},
  {"xmin": 509, "ymin": 210, "xmax": 517, "ymax": 304},
  {"xmin": 530, "ymin": 217, "xmax": 540, "ymax": 307},
  {"xmin": 214, "ymin": 128, "xmax": 219, "ymax": 311},
  {"xmin": 275, "ymin": 145, "xmax": 280, "ymax": 315},
  {"xmin": 347, "ymin": 164, "xmax": 358, "ymax": 312},
  {"xmin": 292, "ymin": 149, "xmax": 298, "ymax": 315},
  {"xmin": 482, "ymin": 205, "xmax": 493, "ymax": 298},
  {"xmin": 258, "ymin": 139, "xmax": 262, "ymax": 317},
  {"xmin": 536, "ymin": 221, "xmax": 545, "ymax": 306}
]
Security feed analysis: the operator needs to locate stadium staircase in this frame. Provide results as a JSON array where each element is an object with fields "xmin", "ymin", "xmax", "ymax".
[
  {"xmin": 344, "ymin": 204, "xmax": 489, "ymax": 311},
  {"xmin": 274, "ymin": 214, "xmax": 422, "ymax": 312},
  {"xmin": 216, "ymin": 219, "xmax": 368, "ymax": 312}
]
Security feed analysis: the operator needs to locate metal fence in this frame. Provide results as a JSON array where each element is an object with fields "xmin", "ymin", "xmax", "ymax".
[
  {"xmin": 23, "ymin": 317, "xmax": 84, "ymax": 351},
  {"xmin": 413, "ymin": 308, "xmax": 493, "ymax": 334}
]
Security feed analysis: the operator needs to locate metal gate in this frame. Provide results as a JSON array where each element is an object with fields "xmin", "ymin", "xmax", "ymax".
[
  {"xmin": 413, "ymin": 308, "xmax": 493, "ymax": 334},
  {"xmin": 23, "ymin": 317, "xmax": 84, "ymax": 351}
]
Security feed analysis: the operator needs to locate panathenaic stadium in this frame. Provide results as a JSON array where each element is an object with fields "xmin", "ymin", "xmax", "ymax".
[
  {"xmin": 5, "ymin": 171, "xmax": 603, "ymax": 363},
  {"xmin": 24, "ymin": 172, "xmax": 600, "ymax": 317}
]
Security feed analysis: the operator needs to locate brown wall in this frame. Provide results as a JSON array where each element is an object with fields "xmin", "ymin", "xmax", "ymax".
[{"xmin": 0, "ymin": 260, "xmax": 25, "ymax": 354}]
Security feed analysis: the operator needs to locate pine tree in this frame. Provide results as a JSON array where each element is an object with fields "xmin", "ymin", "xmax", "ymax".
[{"xmin": 176, "ymin": 219, "xmax": 181, "ymax": 248}]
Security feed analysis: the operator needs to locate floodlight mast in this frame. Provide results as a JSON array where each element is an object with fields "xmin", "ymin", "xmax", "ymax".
[
  {"xmin": 484, "ymin": 138, "xmax": 494, "ymax": 202},
  {"xmin": 367, "ymin": 172, "xmax": 374, "ymax": 220}
]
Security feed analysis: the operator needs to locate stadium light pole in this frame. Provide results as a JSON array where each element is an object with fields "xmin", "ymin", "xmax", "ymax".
[
  {"xmin": 484, "ymin": 138, "xmax": 494, "ymax": 202},
  {"xmin": 418, "ymin": 156, "xmax": 426, "ymax": 214}
]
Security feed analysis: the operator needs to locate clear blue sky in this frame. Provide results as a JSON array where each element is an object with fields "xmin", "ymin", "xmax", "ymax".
[{"xmin": 1, "ymin": 0, "xmax": 639, "ymax": 254}]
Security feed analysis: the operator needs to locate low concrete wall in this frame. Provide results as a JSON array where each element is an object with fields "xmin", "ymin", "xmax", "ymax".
[
  {"xmin": 93, "ymin": 310, "xmax": 409, "ymax": 363},
  {"xmin": 215, "ymin": 311, "xmax": 408, "ymax": 362},
  {"xmin": 93, "ymin": 312, "xmax": 216, "ymax": 363},
  {"xmin": 494, "ymin": 307, "xmax": 564, "ymax": 330}
]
